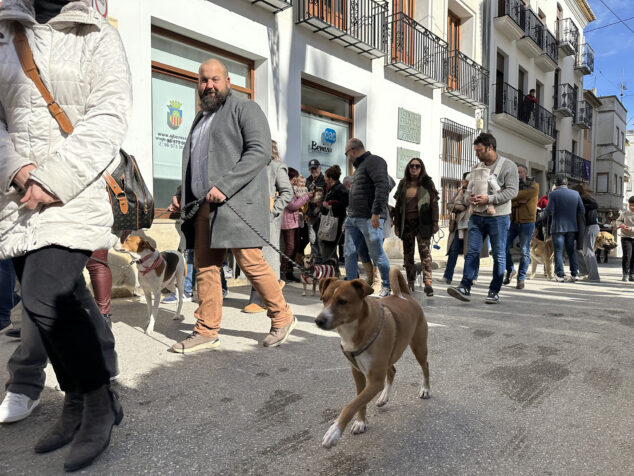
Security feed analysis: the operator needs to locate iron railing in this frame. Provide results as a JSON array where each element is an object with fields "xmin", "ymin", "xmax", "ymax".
[
  {"xmin": 552, "ymin": 150, "xmax": 588, "ymax": 182},
  {"xmin": 541, "ymin": 27, "xmax": 558, "ymax": 64},
  {"xmin": 521, "ymin": 6, "xmax": 542, "ymax": 47},
  {"xmin": 297, "ymin": 0, "xmax": 388, "ymax": 56},
  {"xmin": 574, "ymin": 100, "xmax": 593, "ymax": 128},
  {"xmin": 556, "ymin": 18, "xmax": 579, "ymax": 53},
  {"xmin": 497, "ymin": 0, "xmax": 523, "ymax": 26},
  {"xmin": 575, "ymin": 43, "xmax": 594, "ymax": 74},
  {"xmin": 495, "ymin": 82, "xmax": 556, "ymax": 137},
  {"xmin": 554, "ymin": 83, "xmax": 576, "ymax": 114},
  {"xmin": 387, "ymin": 12, "xmax": 447, "ymax": 86},
  {"xmin": 446, "ymin": 50, "xmax": 489, "ymax": 106}
]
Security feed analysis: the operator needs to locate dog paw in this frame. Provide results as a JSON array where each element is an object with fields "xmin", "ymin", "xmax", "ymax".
[
  {"xmin": 145, "ymin": 329, "xmax": 154, "ymax": 336},
  {"xmin": 376, "ymin": 392, "xmax": 389, "ymax": 407},
  {"xmin": 418, "ymin": 386, "xmax": 430, "ymax": 399},
  {"xmin": 322, "ymin": 422, "xmax": 342, "ymax": 448},
  {"xmin": 350, "ymin": 420, "xmax": 367, "ymax": 435}
]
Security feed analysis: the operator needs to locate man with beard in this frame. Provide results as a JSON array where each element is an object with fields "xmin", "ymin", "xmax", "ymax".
[
  {"xmin": 168, "ymin": 58, "xmax": 296, "ymax": 353},
  {"xmin": 447, "ymin": 132, "xmax": 518, "ymax": 304}
]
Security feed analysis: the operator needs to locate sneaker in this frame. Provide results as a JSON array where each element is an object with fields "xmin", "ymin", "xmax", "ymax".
[
  {"xmin": 570, "ymin": 275, "xmax": 579, "ymax": 282},
  {"xmin": 516, "ymin": 280, "xmax": 525, "ymax": 290},
  {"xmin": 376, "ymin": 287, "xmax": 391, "ymax": 298},
  {"xmin": 0, "ymin": 392, "xmax": 40, "ymax": 423},
  {"xmin": 437, "ymin": 277, "xmax": 451, "ymax": 285},
  {"xmin": 555, "ymin": 276, "xmax": 565, "ymax": 283},
  {"xmin": 243, "ymin": 303, "xmax": 266, "ymax": 313},
  {"xmin": 262, "ymin": 317, "xmax": 297, "ymax": 347},
  {"xmin": 171, "ymin": 332, "xmax": 220, "ymax": 354},
  {"xmin": 485, "ymin": 290, "xmax": 499, "ymax": 304},
  {"xmin": 503, "ymin": 270, "xmax": 516, "ymax": 285},
  {"xmin": 629, "ymin": 275, "xmax": 634, "ymax": 282},
  {"xmin": 161, "ymin": 292, "xmax": 192, "ymax": 304},
  {"xmin": 472, "ymin": 279, "xmax": 478, "ymax": 286},
  {"xmin": 447, "ymin": 286, "xmax": 470, "ymax": 302},
  {"xmin": 424, "ymin": 281, "xmax": 433, "ymax": 297},
  {"xmin": 622, "ymin": 274, "xmax": 629, "ymax": 282}
]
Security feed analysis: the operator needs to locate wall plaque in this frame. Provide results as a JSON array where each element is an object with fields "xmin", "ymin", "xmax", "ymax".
[
  {"xmin": 396, "ymin": 147, "xmax": 420, "ymax": 179},
  {"xmin": 397, "ymin": 107, "xmax": 421, "ymax": 144}
]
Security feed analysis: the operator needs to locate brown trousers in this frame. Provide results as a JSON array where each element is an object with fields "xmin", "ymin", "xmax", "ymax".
[
  {"xmin": 402, "ymin": 218, "xmax": 432, "ymax": 283},
  {"xmin": 194, "ymin": 203, "xmax": 293, "ymax": 338}
]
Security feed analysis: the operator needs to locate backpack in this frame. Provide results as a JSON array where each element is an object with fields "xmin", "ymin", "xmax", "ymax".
[{"xmin": 13, "ymin": 22, "xmax": 154, "ymax": 233}]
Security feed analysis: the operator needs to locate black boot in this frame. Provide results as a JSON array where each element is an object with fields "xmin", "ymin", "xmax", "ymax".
[
  {"xmin": 63, "ymin": 386, "xmax": 123, "ymax": 472},
  {"xmin": 34, "ymin": 392, "xmax": 84, "ymax": 453}
]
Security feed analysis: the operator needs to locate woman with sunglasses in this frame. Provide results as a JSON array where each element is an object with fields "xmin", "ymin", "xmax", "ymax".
[{"xmin": 392, "ymin": 158, "xmax": 439, "ymax": 295}]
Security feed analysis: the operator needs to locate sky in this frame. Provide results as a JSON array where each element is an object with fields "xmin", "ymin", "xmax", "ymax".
[{"xmin": 585, "ymin": 0, "xmax": 634, "ymax": 129}]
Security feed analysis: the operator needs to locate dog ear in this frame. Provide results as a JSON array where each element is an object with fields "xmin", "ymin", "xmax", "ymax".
[
  {"xmin": 350, "ymin": 279, "xmax": 374, "ymax": 298},
  {"xmin": 319, "ymin": 276, "xmax": 338, "ymax": 297}
]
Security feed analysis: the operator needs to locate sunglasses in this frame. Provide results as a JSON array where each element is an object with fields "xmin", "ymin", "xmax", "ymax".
[{"xmin": 409, "ymin": 164, "xmax": 421, "ymax": 169}]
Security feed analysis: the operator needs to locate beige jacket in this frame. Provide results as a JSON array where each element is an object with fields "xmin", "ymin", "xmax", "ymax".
[{"xmin": 0, "ymin": 0, "xmax": 132, "ymax": 259}]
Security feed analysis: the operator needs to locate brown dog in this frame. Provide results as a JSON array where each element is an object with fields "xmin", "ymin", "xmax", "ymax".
[
  {"xmin": 315, "ymin": 267, "xmax": 430, "ymax": 449},
  {"xmin": 594, "ymin": 231, "xmax": 618, "ymax": 253},
  {"xmin": 529, "ymin": 235, "xmax": 554, "ymax": 280}
]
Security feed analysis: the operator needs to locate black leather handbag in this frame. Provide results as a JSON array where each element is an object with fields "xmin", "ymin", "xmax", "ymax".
[{"xmin": 13, "ymin": 23, "xmax": 154, "ymax": 233}]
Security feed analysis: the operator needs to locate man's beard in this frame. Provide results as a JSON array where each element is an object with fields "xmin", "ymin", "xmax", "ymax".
[{"xmin": 200, "ymin": 87, "xmax": 229, "ymax": 113}]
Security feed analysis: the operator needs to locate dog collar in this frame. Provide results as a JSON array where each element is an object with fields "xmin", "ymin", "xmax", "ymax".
[
  {"xmin": 341, "ymin": 304, "xmax": 385, "ymax": 371},
  {"xmin": 138, "ymin": 251, "xmax": 164, "ymax": 276}
]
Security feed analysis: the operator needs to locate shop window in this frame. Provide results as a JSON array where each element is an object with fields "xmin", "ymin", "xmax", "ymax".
[
  {"xmin": 300, "ymin": 81, "xmax": 353, "ymax": 176},
  {"xmin": 150, "ymin": 27, "xmax": 254, "ymax": 211}
]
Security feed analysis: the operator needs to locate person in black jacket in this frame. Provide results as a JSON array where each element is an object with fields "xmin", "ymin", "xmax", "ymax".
[
  {"xmin": 571, "ymin": 184, "xmax": 600, "ymax": 281},
  {"xmin": 343, "ymin": 138, "xmax": 392, "ymax": 297},
  {"xmin": 306, "ymin": 159, "xmax": 327, "ymax": 263},
  {"xmin": 319, "ymin": 165, "xmax": 349, "ymax": 262}
]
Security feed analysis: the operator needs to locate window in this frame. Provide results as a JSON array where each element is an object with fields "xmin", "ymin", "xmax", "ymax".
[
  {"xmin": 622, "ymin": 131, "xmax": 625, "ymax": 150},
  {"xmin": 300, "ymin": 81, "xmax": 353, "ymax": 176},
  {"xmin": 538, "ymin": 9, "xmax": 546, "ymax": 24},
  {"xmin": 619, "ymin": 177, "xmax": 623, "ymax": 196},
  {"xmin": 441, "ymin": 178, "xmax": 461, "ymax": 224},
  {"xmin": 597, "ymin": 173, "xmax": 608, "ymax": 193},
  {"xmin": 614, "ymin": 174, "xmax": 618, "ymax": 193},
  {"xmin": 616, "ymin": 126, "xmax": 621, "ymax": 147},
  {"xmin": 150, "ymin": 27, "xmax": 254, "ymax": 210},
  {"xmin": 572, "ymin": 140, "xmax": 577, "ymax": 155}
]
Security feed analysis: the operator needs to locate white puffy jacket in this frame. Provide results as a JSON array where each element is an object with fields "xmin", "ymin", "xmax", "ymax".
[{"xmin": 0, "ymin": 0, "xmax": 132, "ymax": 259}]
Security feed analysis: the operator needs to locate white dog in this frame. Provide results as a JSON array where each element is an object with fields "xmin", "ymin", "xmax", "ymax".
[{"xmin": 119, "ymin": 235, "xmax": 186, "ymax": 334}]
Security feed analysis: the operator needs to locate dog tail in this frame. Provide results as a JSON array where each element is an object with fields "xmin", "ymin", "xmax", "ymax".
[{"xmin": 389, "ymin": 267, "xmax": 411, "ymax": 297}]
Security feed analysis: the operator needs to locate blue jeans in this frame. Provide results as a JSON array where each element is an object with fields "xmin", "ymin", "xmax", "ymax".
[
  {"xmin": 552, "ymin": 232, "xmax": 578, "ymax": 278},
  {"xmin": 444, "ymin": 235, "xmax": 479, "ymax": 282},
  {"xmin": 460, "ymin": 215, "xmax": 510, "ymax": 293},
  {"xmin": 0, "ymin": 259, "xmax": 20, "ymax": 328},
  {"xmin": 344, "ymin": 217, "xmax": 390, "ymax": 288},
  {"xmin": 183, "ymin": 249, "xmax": 196, "ymax": 294},
  {"xmin": 505, "ymin": 222, "xmax": 535, "ymax": 281}
]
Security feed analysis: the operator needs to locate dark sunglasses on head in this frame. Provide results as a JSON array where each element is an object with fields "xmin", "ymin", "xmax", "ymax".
[{"xmin": 409, "ymin": 164, "xmax": 421, "ymax": 169}]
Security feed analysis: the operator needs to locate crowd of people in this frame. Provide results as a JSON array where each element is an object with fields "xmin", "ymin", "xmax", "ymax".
[{"xmin": 1, "ymin": 2, "xmax": 634, "ymax": 472}]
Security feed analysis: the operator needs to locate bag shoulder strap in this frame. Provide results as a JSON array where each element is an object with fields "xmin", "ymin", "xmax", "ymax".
[
  {"xmin": 492, "ymin": 156, "xmax": 506, "ymax": 177},
  {"xmin": 12, "ymin": 22, "xmax": 74, "ymax": 135}
]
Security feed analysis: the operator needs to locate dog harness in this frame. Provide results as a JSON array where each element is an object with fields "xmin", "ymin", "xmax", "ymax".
[
  {"xmin": 302, "ymin": 264, "xmax": 337, "ymax": 284},
  {"xmin": 137, "ymin": 251, "xmax": 164, "ymax": 276},
  {"xmin": 341, "ymin": 304, "xmax": 386, "ymax": 371}
]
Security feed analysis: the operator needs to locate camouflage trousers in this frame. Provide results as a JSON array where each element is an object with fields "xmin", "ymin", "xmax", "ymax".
[{"xmin": 402, "ymin": 218, "xmax": 432, "ymax": 283}]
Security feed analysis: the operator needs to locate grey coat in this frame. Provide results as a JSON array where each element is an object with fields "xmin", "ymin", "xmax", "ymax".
[
  {"xmin": 263, "ymin": 160, "xmax": 293, "ymax": 278},
  {"xmin": 179, "ymin": 93, "xmax": 272, "ymax": 249}
]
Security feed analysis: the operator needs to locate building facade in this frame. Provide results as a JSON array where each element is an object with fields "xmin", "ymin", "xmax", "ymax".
[
  {"xmin": 103, "ymin": 0, "xmax": 489, "ymax": 218},
  {"xmin": 593, "ymin": 95, "xmax": 627, "ymax": 222},
  {"xmin": 488, "ymin": 0, "xmax": 595, "ymax": 196},
  {"xmin": 625, "ymin": 130, "xmax": 633, "ymax": 203}
]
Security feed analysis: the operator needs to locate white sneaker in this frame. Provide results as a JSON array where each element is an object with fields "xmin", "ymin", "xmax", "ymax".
[
  {"xmin": 375, "ymin": 287, "xmax": 391, "ymax": 298},
  {"xmin": 0, "ymin": 392, "xmax": 40, "ymax": 423}
]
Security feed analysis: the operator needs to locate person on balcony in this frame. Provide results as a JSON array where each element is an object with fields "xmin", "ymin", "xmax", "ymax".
[{"xmin": 520, "ymin": 89, "xmax": 537, "ymax": 123}]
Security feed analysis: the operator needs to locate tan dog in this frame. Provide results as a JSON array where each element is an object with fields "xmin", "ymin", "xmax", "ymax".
[
  {"xmin": 529, "ymin": 235, "xmax": 554, "ymax": 280},
  {"xmin": 119, "ymin": 236, "xmax": 186, "ymax": 334},
  {"xmin": 594, "ymin": 231, "xmax": 618, "ymax": 253},
  {"xmin": 315, "ymin": 267, "xmax": 430, "ymax": 449}
]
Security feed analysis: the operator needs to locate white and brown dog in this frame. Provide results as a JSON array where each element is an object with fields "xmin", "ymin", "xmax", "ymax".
[
  {"xmin": 300, "ymin": 255, "xmax": 340, "ymax": 296},
  {"xmin": 315, "ymin": 267, "xmax": 430, "ymax": 449},
  {"xmin": 119, "ymin": 236, "xmax": 186, "ymax": 334}
]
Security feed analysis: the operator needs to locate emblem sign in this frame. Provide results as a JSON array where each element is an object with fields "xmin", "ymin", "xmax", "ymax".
[
  {"xmin": 93, "ymin": 0, "xmax": 108, "ymax": 18},
  {"xmin": 167, "ymin": 101, "xmax": 183, "ymax": 129}
]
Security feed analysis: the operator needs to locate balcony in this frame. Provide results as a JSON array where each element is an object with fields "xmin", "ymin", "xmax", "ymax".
[
  {"xmin": 575, "ymin": 43, "xmax": 594, "ymax": 75},
  {"xmin": 296, "ymin": 0, "xmax": 388, "ymax": 59},
  {"xmin": 535, "ymin": 27, "xmax": 558, "ymax": 71},
  {"xmin": 444, "ymin": 50, "xmax": 489, "ymax": 108},
  {"xmin": 492, "ymin": 82, "xmax": 555, "ymax": 144},
  {"xmin": 553, "ymin": 83, "xmax": 576, "ymax": 118},
  {"xmin": 556, "ymin": 18, "xmax": 579, "ymax": 57},
  {"xmin": 517, "ymin": 7, "xmax": 543, "ymax": 58},
  {"xmin": 573, "ymin": 101, "xmax": 592, "ymax": 129},
  {"xmin": 551, "ymin": 150, "xmax": 589, "ymax": 182},
  {"xmin": 247, "ymin": 0, "xmax": 292, "ymax": 13},
  {"xmin": 494, "ymin": 0, "xmax": 524, "ymax": 41},
  {"xmin": 385, "ymin": 12, "xmax": 447, "ymax": 88}
]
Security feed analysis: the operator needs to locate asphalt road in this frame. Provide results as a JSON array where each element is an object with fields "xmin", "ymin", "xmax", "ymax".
[{"xmin": 1, "ymin": 261, "xmax": 633, "ymax": 475}]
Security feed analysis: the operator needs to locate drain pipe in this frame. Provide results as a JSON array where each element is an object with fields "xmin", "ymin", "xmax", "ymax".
[{"xmin": 482, "ymin": 0, "xmax": 492, "ymax": 132}]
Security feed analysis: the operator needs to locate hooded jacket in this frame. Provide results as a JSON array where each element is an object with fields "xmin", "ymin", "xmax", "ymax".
[{"xmin": 0, "ymin": 0, "xmax": 132, "ymax": 259}]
